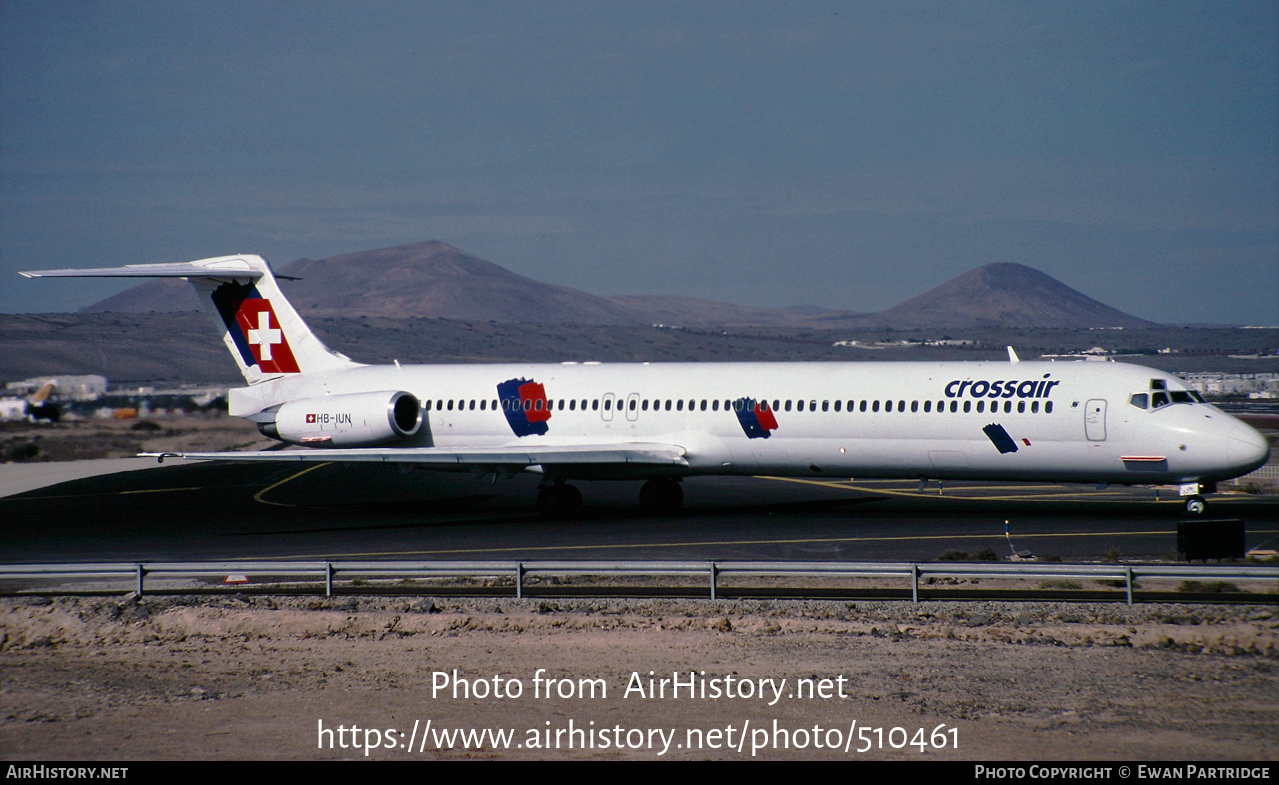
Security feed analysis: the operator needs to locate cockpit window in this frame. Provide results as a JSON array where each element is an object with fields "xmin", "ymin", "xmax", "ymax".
[
  {"xmin": 1138, "ymin": 386, "xmax": 1204, "ymax": 411},
  {"xmin": 1150, "ymin": 379, "xmax": 1167, "ymax": 390}
]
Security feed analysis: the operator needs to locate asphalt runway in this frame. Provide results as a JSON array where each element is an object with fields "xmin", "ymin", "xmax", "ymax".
[{"xmin": 1, "ymin": 459, "xmax": 1276, "ymax": 564}]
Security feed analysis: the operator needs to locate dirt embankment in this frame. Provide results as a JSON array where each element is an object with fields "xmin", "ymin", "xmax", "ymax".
[
  {"xmin": 1, "ymin": 596, "xmax": 1275, "ymax": 760},
  {"xmin": 1, "ymin": 415, "xmax": 272, "ymax": 463}
]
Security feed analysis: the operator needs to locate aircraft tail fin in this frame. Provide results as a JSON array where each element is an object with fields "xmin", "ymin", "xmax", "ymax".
[
  {"xmin": 26, "ymin": 382, "xmax": 56, "ymax": 405},
  {"xmin": 20, "ymin": 255, "xmax": 358, "ymax": 385}
]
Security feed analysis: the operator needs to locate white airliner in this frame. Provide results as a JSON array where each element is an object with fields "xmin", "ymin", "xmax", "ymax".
[{"xmin": 22, "ymin": 254, "xmax": 1270, "ymax": 516}]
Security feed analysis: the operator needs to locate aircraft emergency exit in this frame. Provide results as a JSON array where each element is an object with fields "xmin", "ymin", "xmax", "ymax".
[{"xmin": 22, "ymin": 254, "xmax": 1270, "ymax": 516}]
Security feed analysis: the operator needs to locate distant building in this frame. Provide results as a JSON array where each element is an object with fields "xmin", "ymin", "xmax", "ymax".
[{"xmin": 5, "ymin": 374, "xmax": 108, "ymax": 400}]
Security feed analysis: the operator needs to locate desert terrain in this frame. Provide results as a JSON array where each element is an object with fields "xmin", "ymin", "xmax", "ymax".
[{"xmin": 0, "ymin": 595, "xmax": 1275, "ymax": 761}]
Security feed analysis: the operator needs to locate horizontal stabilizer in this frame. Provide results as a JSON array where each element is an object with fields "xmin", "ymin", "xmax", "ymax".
[{"xmin": 19, "ymin": 256, "xmax": 268, "ymax": 280}]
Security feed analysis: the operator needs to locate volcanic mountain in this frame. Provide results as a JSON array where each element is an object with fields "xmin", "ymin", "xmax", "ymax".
[
  {"xmin": 83, "ymin": 241, "xmax": 854, "ymax": 326},
  {"xmin": 856, "ymin": 263, "xmax": 1157, "ymax": 329},
  {"xmin": 84, "ymin": 241, "xmax": 1154, "ymax": 329}
]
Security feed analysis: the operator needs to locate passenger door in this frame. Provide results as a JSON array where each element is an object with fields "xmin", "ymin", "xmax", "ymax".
[{"xmin": 1084, "ymin": 399, "xmax": 1107, "ymax": 441}]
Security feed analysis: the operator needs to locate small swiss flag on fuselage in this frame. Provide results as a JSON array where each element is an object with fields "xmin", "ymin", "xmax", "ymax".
[{"xmin": 234, "ymin": 299, "xmax": 300, "ymax": 374}]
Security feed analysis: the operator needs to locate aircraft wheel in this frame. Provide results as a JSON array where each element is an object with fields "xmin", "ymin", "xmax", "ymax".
[
  {"xmin": 1183, "ymin": 495, "xmax": 1207, "ymax": 516},
  {"xmin": 537, "ymin": 484, "xmax": 582, "ymax": 519},
  {"xmin": 639, "ymin": 478, "xmax": 684, "ymax": 514}
]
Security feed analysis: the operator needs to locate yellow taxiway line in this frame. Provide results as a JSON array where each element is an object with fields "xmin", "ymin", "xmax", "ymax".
[{"xmin": 252, "ymin": 463, "xmax": 333, "ymax": 507}]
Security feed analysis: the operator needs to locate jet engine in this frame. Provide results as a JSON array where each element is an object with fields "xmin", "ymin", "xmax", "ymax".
[{"xmin": 259, "ymin": 390, "xmax": 423, "ymax": 447}]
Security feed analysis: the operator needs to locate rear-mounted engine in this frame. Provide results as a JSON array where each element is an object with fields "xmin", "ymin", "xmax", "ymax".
[{"xmin": 259, "ymin": 391, "xmax": 422, "ymax": 447}]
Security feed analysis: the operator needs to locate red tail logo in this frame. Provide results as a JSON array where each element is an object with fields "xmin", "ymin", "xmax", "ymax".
[{"xmin": 234, "ymin": 299, "xmax": 300, "ymax": 374}]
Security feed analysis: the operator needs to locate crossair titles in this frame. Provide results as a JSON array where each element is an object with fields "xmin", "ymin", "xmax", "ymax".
[{"xmin": 945, "ymin": 374, "xmax": 1061, "ymax": 400}]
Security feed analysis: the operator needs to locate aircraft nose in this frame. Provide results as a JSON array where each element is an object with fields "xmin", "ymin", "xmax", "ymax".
[{"xmin": 1227, "ymin": 421, "xmax": 1271, "ymax": 475}]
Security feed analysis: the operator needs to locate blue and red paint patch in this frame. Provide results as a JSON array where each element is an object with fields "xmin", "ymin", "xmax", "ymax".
[
  {"xmin": 734, "ymin": 397, "xmax": 778, "ymax": 439},
  {"xmin": 498, "ymin": 378, "xmax": 551, "ymax": 436}
]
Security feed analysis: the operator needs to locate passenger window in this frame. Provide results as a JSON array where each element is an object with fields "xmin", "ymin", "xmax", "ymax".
[
  {"xmin": 604, "ymin": 399, "xmax": 612, "ymax": 411},
  {"xmin": 1129, "ymin": 393, "xmax": 1148, "ymax": 410},
  {"xmin": 834, "ymin": 400, "xmax": 842, "ymax": 412},
  {"xmin": 447, "ymin": 400, "xmax": 454, "ymax": 411},
  {"xmin": 676, "ymin": 400, "xmax": 683, "ymax": 411},
  {"xmin": 1017, "ymin": 401, "xmax": 1025, "ymax": 413},
  {"xmin": 1003, "ymin": 401, "xmax": 1012, "ymax": 414},
  {"xmin": 872, "ymin": 400, "xmax": 880, "ymax": 412},
  {"xmin": 1045, "ymin": 401, "xmax": 1053, "ymax": 414},
  {"xmin": 810, "ymin": 400, "xmax": 817, "ymax": 411},
  {"xmin": 822, "ymin": 400, "xmax": 830, "ymax": 412},
  {"xmin": 700, "ymin": 400, "xmax": 707, "ymax": 411},
  {"xmin": 593, "ymin": 400, "xmax": 600, "ymax": 411},
  {"xmin": 963, "ymin": 401, "xmax": 971, "ymax": 413},
  {"xmin": 785, "ymin": 400, "xmax": 793, "ymax": 412},
  {"xmin": 976, "ymin": 401, "xmax": 985, "ymax": 413},
  {"xmin": 898, "ymin": 400, "xmax": 906, "ymax": 412},
  {"xmin": 860, "ymin": 400, "xmax": 868, "ymax": 413},
  {"xmin": 911, "ymin": 401, "xmax": 919, "ymax": 413},
  {"xmin": 1031, "ymin": 401, "xmax": 1039, "ymax": 413},
  {"xmin": 949, "ymin": 401, "xmax": 958, "ymax": 413},
  {"xmin": 712, "ymin": 400, "xmax": 720, "ymax": 411},
  {"xmin": 847, "ymin": 400, "xmax": 855, "ymax": 411},
  {"xmin": 923, "ymin": 400, "xmax": 931, "ymax": 413}
]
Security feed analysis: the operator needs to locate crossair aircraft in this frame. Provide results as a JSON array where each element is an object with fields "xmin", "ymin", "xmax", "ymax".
[{"xmin": 22, "ymin": 255, "xmax": 1271, "ymax": 517}]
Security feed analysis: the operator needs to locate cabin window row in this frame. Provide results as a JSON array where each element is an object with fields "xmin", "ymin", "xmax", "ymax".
[{"xmin": 421, "ymin": 397, "xmax": 1054, "ymax": 415}]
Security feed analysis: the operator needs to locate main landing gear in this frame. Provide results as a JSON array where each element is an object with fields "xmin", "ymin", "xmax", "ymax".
[
  {"xmin": 535, "ymin": 478, "xmax": 685, "ymax": 518},
  {"xmin": 639, "ymin": 478, "xmax": 684, "ymax": 515},
  {"xmin": 1183, "ymin": 495, "xmax": 1207, "ymax": 516},
  {"xmin": 536, "ymin": 482, "xmax": 582, "ymax": 519}
]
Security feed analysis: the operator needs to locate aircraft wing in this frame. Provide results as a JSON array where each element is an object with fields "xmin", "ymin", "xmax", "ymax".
[{"xmin": 142, "ymin": 442, "xmax": 689, "ymax": 469}]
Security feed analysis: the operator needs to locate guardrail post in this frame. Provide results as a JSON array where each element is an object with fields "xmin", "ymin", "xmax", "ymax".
[
  {"xmin": 911, "ymin": 563, "xmax": 919, "ymax": 603},
  {"xmin": 325, "ymin": 562, "xmax": 333, "ymax": 597},
  {"xmin": 135, "ymin": 563, "xmax": 145, "ymax": 597},
  {"xmin": 1125, "ymin": 566, "xmax": 1134, "ymax": 606},
  {"xmin": 709, "ymin": 561, "xmax": 718, "ymax": 601},
  {"xmin": 516, "ymin": 562, "xmax": 525, "ymax": 599}
]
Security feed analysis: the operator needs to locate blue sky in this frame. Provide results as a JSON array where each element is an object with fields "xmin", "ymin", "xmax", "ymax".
[{"xmin": 2, "ymin": 1, "xmax": 1276, "ymax": 323}]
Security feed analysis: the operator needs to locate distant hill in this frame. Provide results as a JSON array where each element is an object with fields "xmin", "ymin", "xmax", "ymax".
[
  {"xmin": 84, "ymin": 241, "xmax": 1154, "ymax": 329},
  {"xmin": 855, "ymin": 263, "xmax": 1157, "ymax": 329}
]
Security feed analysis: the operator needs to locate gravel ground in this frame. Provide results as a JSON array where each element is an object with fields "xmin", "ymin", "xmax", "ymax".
[{"xmin": 1, "ymin": 595, "xmax": 1276, "ymax": 761}]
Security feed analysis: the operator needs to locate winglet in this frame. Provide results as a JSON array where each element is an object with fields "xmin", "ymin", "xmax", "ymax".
[{"xmin": 1007, "ymin": 346, "xmax": 1021, "ymax": 364}]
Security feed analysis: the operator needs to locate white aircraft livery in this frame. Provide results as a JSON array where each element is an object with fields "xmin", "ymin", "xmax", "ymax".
[{"xmin": 22, "ymin": 254, "xmax": 1270, "ymax": 516}]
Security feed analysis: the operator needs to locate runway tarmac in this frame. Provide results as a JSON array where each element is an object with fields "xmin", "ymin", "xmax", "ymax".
[{"xmin": 2, "ymin": 458, "xmax": 1276, "ymax": 564}]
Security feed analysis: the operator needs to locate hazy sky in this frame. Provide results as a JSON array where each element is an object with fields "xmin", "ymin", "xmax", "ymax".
[{"xmin": 2, "ymin": 1, "xmax": 1276, "ymax": 324}]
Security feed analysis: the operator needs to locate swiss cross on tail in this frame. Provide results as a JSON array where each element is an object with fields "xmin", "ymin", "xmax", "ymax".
[
  {"xmin": 210, "ymin": 281, "xmax": 301, "ymax": 374},
  {"xmin": 234, "ymin": 299, "xmax": 299, "ymax": 373}
]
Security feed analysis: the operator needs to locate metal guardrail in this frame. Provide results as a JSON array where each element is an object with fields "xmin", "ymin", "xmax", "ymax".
[{"xmin": 0, "ymin": 560, "xmax": 1274, "ymax": 604}]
